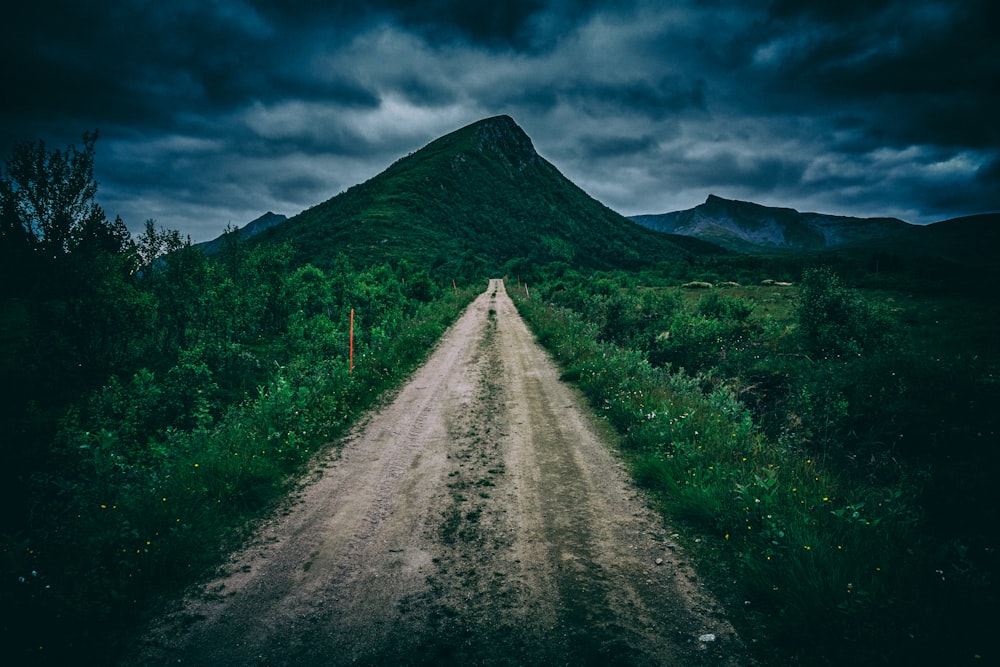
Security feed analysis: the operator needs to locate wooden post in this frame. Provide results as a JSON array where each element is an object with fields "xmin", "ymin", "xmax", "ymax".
[
  {"xmin": 452, "ymin": 279, "xmax": 458, "ymax": 297},
  {"xmin": 349, "ymin": 308, "xmax": 354, "ymax": 374},
  {"xmin": 524, "ymin": 283, "xmax": 530, "ymax": 299}
]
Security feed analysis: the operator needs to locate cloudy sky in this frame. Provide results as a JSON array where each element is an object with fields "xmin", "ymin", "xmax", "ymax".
[{"xmin": 3, "ymin": 0, "xmax": 998, "ymax": 241}]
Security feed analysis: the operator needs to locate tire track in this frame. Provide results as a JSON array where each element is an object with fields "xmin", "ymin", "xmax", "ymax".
[{"xmin": 125, "ymin": 279, "xmax": 750, "ymax": 666}]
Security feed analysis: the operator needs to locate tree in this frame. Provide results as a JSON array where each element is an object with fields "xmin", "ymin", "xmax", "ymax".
[
  {"xmin": 0, "ymin": 131, "xmax": 153, "ymax": 399},
  {"xmin": 135, "ymin": 218, "xmax": 185, "ymax": 273},
  {"xmin": 0, "ymin": 130, "xmax": 105, "ymax": 257}
]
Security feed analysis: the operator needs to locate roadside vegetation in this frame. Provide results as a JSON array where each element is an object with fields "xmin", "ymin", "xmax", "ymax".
[
  {"xmin": 0, "ymin": 135, "xmax": 477, "ymax": 664},
  {"xmin": 509, "ymin": 259, "xmax": 998, "ymax": 665},
  {"xmin": 3, "ymin": 130, "xmax": 996, "ymax": 666}
]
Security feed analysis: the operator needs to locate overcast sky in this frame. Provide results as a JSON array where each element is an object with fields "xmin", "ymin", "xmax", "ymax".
[{"xmin": 3, "ymin": 0, "xmax": 998, "ymax": 241}]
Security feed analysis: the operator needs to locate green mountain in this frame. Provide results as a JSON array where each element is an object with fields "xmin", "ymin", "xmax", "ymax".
[{"xmin": 251, "ymin": 115, "xmax": 706, "ymax": 274}]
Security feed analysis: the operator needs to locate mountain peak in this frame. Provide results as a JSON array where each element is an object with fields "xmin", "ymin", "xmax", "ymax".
[
  {"xmin": 704, "ymin": 194, "xmax": 795, "ymax": 214},
  {"xmin": 470, "ymin": 115, "xmax": 539, "ymax": 170},
  {"xmin": 251, "ymin": 115, "xmax": 693, "ymax": 271},
  {"xmin": 631, "ymin": 197, "xmax": 917, "ymax": 254},
  {"xmin": 195, "ymin": 211, "xmax": 287, "ymax": 254},
  {"xmin": 474, "ymin": 114, "xmax": 518, "ymax": 130}
]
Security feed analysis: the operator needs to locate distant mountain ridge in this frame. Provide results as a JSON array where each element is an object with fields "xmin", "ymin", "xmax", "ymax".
[
  {"xmin": 195, "ymin": 211, "xmax": 287, "ymax": 254},
  {"xmin": 195, "ymin": 125, "xmax": 997, "ymax": 273},
  {"xmin": 247, "ymin": 115, "xmax": 706, "ymax": 273},
  {"xmin": 630, "ymin": 195, "xmax": 910, "ymax": 252},
  {"xmin": 631, "ymin": 195, "xmax": 999, "ymax": 266}
]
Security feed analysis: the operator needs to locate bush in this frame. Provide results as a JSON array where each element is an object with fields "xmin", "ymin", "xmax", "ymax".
[
  {"xmin": 697, "ymin": 291, "xmax": 755, "ymax": 321},
  {"xmin": 1, "ymin": 252, "xmax": 477, "ymax": 664},
  {"xmin": 796, "ymin": 267, "xmax": 899, "ymax": 357}
]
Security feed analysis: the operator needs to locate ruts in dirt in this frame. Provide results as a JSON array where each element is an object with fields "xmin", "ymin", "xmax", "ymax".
[{"xmin": 127, "ymin": 279, "xmax": 748, "ymax": 666}]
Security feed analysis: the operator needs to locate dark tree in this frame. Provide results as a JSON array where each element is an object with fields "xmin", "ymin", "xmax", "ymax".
[
  {"xmin": 0, "ymin": 131, "xmax": 148, "ymax": 407},
  {"xmin": 0, "ymin": 130, "xmax": 105, "ymax": 258}
]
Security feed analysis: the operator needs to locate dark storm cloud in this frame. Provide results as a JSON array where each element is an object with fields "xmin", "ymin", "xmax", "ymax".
[
  {"xmin": 378, "ymin": 0, "xmax": 546, "ymax": 46},
  {"xmin": 660, "ymin": 149, "xmax": 809, "ymax": 194},
  {"xmin": 748, "ymin": 0, "xmax": 1000, "ymax": 149},
  {"xmin": 2, "ymin": 0, "xmax": 997, "ymax": 239},
  {"xmin": 578, "ymin": 135, "xmax": 659, "ymax": 159},
  {"xmin": 562, "ymin": 77, "xmax": 708, "ymax": 119}
]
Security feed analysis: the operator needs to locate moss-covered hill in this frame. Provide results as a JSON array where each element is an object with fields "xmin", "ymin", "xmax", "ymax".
[{"xmin": 252, "ymin": 115, "xmax": 709, "ymax": 275}]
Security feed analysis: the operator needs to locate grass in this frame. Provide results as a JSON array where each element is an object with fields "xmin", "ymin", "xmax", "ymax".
[
  {"xmin": 1, "ymin": 285, "xmax": 479, "ymax": 666},
  {"xmin": 510, "ymin": 273, "xmax": 998, "ymax": 666}
]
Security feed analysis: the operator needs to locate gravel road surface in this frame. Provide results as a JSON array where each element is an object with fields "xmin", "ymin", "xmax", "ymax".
[{"xmin": 126, "ymin": 279, "xmax": 747, "ymax": 666}]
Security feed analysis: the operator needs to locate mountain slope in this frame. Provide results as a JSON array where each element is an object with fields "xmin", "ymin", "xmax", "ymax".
[
  {"xmin": 631, "ymin": 195, "xmax": 911, "ymax": 253},
  {"xmin": 251, "ymin": 115, "xmax": 703, "ymax": 274},
  {"xmin": 632, "ymin": 195, "xmax": 1000, "ymax": 267},
  {"xmin": 195, "ymin": 211, "xmax": 287, "ymax": 255},
  {"xmin": 917, "ymin": 212, "xmax": 1000, "ymax": 267}
]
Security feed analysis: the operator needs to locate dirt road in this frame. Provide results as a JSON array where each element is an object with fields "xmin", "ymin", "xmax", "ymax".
[{"xmin": 128, "ymin": 279, "xmax": 747, "ymax": 666}]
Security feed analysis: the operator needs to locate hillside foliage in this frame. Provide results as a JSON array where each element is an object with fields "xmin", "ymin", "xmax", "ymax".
[
  {"xmin": 2, "ymin": 123, "xmax": 997, "ymax": 667},
  {"xmin": 251, "ymin": 116, "xmax": 698, "ymax": 275}
]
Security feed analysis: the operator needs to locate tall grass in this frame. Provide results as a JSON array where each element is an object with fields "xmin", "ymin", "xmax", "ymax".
[{"xmin": 510, "ymin": 282, "xmax": 952, "ymax": 665}]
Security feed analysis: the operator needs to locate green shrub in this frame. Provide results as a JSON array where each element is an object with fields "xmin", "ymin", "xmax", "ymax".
[
  {"xmin": 697, "ymin": 291, "xmax": 755, "ymax": 321},
  {"xmin": 2, "ymin": 255, "xmax": 476, "ymax": 664},
  {"xmin": 796, "ymin": 267, "xmax": 899, "ymax": 357}
]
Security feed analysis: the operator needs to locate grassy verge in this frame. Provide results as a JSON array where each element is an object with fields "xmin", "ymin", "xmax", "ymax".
[
  {"xmin": 1, "ymin": 287, "xmax": 478, "ymax": 666},
  {"xmin": 509, "ymin": 278, "xmax": 996, "ymax": 666}
]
